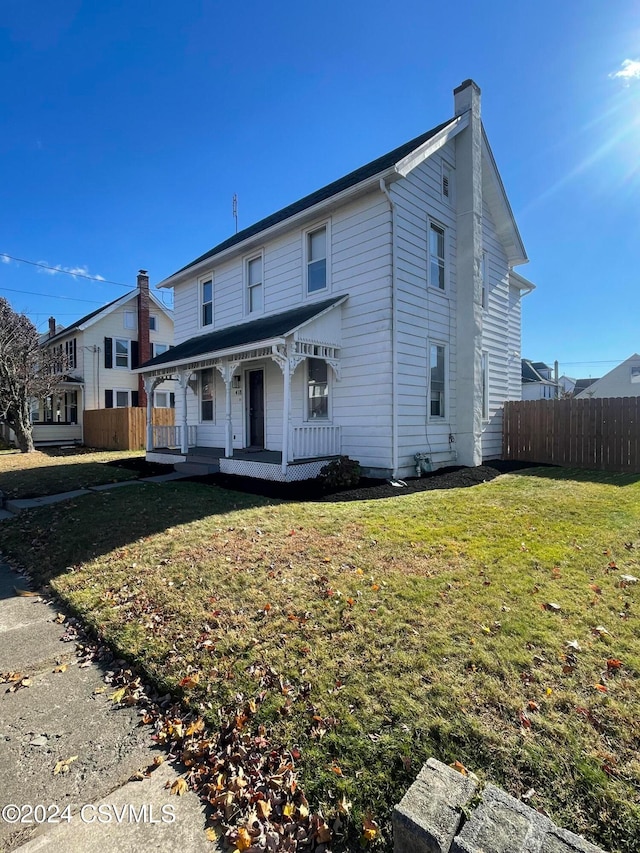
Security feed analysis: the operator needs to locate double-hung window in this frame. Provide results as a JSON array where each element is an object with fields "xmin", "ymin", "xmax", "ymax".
[
  {"xmin": 149, "ymin": 314, "xmax": 157, "ymax": 331},
  {"xmin": 115, "ymin": 338, "xmax": 129, "ymax": 368},
  {"xmin": 200, "ymin": 368, "xmax": 214, "ymax": 421},
  {"xmin": 428, "ymin": 222, "xmax": 446, "ymax": 290},
  {"xmin": 307, "ymin": 358, "xmax": 329, "ymax": 419},
  {"xmin": 124, "ymin": 310, "xmax": 136, "ymax": 330},
  {"xmin": 306, "ymin": 226, "xmax": 327, "ymax": 293},
  {"xmin": 429, "ymin": 344, "xmax": 446, "ymax": 418},
  {"xmin": 151, "ymin": 343, "xmax": 169, "ymax": 358},
  {"xmin": 247, "ymin": 256, "xmax": 263, "ymax": 314},
  {"xmin": 115, "ymin": 390, "xmax": 130, "ymax": 408},
  {"xmin": 201, "ymin": 277, "xmax": 213, "ymax": 327}
]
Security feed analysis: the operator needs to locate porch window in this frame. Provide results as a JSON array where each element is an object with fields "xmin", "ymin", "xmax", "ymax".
[
  {"xmin": 201, "ymin": 277, "xmax": 213, "ymax": 327},
  {"xmin": 247, "ymin": 256, "xmax": 263, "ymax": 313},
  {"xmin": 115, "ymin": 338, "xmax": 129, "ymax": 368},
  {"xmin": 200, "ymin": 368, "xmax": 214, "ymax": 421},
  {"xmin": 307, "ymin": 358, "xmax": 328, "ymax": 419},
  {"xmin": 65, "ymin": 390, "xmax": 78, "ymax": 423},
  {"xmin": 429, "ymin": 344, "xmax": 446, "ymax": 418},
  {"xmin": 428, "ymin": 222, "xmax": 446, "ymax": 290},
  {"xmin": 306, "ymin": 226, "xmax": 327, "ymax": 293}
]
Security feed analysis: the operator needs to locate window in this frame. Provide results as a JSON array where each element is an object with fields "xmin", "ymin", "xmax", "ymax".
[
  {"xmin": 631, "ymin": 366, "xmax": 640, "ymax": 383},
  {"xmin": 65, "ymin": 390, "xmax": 78, "ymax": 423},
  {"xmin": 200, "ymin": 368, "xmax": 214, "ymax": 421},
  {"xmin": 481, "ymin": 251, "xmax": 487, "ymax": 309},
  {"xmin": 154, "ymin": 391, "xmax": 175, "ymax": 408},
  {"xmin": 65, "ymin": 338, "xmax": 77, "ymax": 369},
  {"xmin": 428, "ymin": 223, "xmax": 446, "ymax": 290},
  {"xmin": 307, "ymin": 358, "xmax": 329, "ymax": 419},
  {"xmin": 115, "ymin": 390, "xmax": 130, "ymax": 408},
  {"xmin": 429, "ymin": 344, "xmax": 446, "ymax": 417},
  {"xmin": 201, "ymin": 277, "xmax": 213, "ymax": 326},
  {"xmin": 124, "ymin": 310, "xmax": 136, "ymax": 330},
  {"xmin": 306, "ymin": 226, "xmax": 327, "ymax": 293},
  {"xmin": 151, "ymin": 343, "xmax": 169, "ymax": 358},
  {"xmin": 149, "ymin": 314, "xmax": 157, "ymax": 331},
  {"xmin": 481, "ymin": 352, "xmax": 489, "ymax": 420},
  {"xmin": 115, "ymin": 338, "xmax": 129, "ymax": 368},
  {"xmin": 247, "ymin": 256, "xmax": 263, "ymax": 313}
]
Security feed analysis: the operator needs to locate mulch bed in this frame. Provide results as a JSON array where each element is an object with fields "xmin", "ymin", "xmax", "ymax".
[
  {"xmin": 181, "ymin": 459, "xmax": 549, "ymax": 503},
  {"xmin": 104, "ymin": 457, "xmax": 176, "ymax": 476}
]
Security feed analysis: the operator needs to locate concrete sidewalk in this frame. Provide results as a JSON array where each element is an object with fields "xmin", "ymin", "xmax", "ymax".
[{"xmin": 0, "ymin": 558, "xmax": 212, "ymax": 852}]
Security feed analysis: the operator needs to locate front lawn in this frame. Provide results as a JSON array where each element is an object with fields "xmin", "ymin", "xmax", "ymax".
[
  {"xmin": 1, "ymin": 468, "xmax": 639, "ymax": 851},
  {"xmin": 0, "ymin": 448, "xmax": 147, "ymax": 498}
]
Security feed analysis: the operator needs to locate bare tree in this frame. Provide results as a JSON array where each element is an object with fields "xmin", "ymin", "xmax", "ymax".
[{"xmin": 0, "ymin": 298, "xmax": 67, "ymax": 453}]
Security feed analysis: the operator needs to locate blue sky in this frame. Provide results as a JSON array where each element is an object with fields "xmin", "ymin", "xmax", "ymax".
[{"xmin": 1, "ymin": 0, "xmax": 638, "ymax": 379}]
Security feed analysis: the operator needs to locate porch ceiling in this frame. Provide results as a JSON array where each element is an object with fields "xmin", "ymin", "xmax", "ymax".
[{"xmin": 136, "ymin": 295, "xmax": 347, "ymax": 377}]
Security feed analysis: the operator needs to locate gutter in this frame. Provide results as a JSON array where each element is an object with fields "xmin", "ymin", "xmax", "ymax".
[{"xmin": 379, "ymin": 178, "xmax": 398, "ymax": 478}]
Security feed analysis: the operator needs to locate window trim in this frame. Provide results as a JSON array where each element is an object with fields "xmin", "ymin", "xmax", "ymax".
[
  {"xmin": 245, "ymin": 251, "xmax": 264, "ymax": 316},
  {"xmin": 149, "ymin": 314, "xmax": 158, "ymax": 331},
  {"xmin": 427, "ymin": 220, "xmax": 447, "ymax": 292},
  {"xmin": 427, "ymin": 341, "xmax": 448, "ymax": 420},
  {"xmin": 303, "ymin": 220, "xmax": 331, "ymax": 297},
  {"xmin": 200, "ymin": 274, "xmax": 214, "ymax": 328},
  {"xmin": 154, "ymin": 390, "xmax": 170, "ymax": 408},
  {"xmin": 305, "ymin": 357, "xmax": 331, "ymax": 422},
  {"xmin": 114, "ymin": 338, "xmax": 131, "ymax": 369},
  {"xmin": 151, "ymin": 342, "xmax": 169, "ymax": 359}
]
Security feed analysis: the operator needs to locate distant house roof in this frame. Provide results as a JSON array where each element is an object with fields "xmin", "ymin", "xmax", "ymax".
[
  {"xmin": 172, "ymin": 120, "xmax": 456, "ymax": 278},
  {"xmin": 44, "ymin": 289, "xmax": 172, "ymax": 346},
  {"xmin": 139, "ymin": 295, "xmax": 346, "ymax": 372},
  {"xmin": 573, "ymin": 378, "xmax": 599, "ymax": 396},
  {"xmin": 522, "ymin": 359, "xmax": 556, "ymax": 384}
]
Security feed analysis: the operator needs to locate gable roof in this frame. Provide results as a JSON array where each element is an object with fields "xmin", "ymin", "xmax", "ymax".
[
  {"xmin": 138, "ymin": 296, "xmax": 346, "ymax": 372},
  {"xmin": 521, "ymin": 359, "xmax": 555, "ymax": 385},
  {"xmin": 573, "ymin": 378, "xmax": 599, "ymax": 395},
  {"xmin": 44, "ymin": 289, "xmax": 173, "ymax": 346},
  {"xmin": 163, "ymin": 117, "xmax": 459, "ymax": 284}
]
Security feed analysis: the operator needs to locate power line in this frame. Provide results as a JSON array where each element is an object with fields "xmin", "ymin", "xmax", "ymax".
[
  {"xmin": 1, "ymin": 253, "xmax": 133, "ymax": 288},
  {"xmin": 0, "ymin": 286, "xmax": 104, "ymax": 304}
]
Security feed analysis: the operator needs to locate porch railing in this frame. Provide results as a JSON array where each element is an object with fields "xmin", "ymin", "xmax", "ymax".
[
  {"xmin": 153, "ymin": 424, "xmax": 197, "ymax": 450},
  {"xmin": 292, "ymin": 424, "xmax": 341, "ymax": 459}
]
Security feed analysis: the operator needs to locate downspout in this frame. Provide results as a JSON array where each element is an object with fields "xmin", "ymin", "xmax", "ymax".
[{"xmin": 379, "ymin": 179, "xmax": 398, "ymax": 477}]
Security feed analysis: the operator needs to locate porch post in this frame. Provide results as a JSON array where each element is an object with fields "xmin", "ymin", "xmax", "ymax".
[
  {"xmin": 178, "ymin": 371, "xmax": 189, "ymax": 454},
  {"xmin": 281, "ymin": 356, "xmax": 291, "ymax": 475},
  {"xmin": 225, "ymin": 373, "xmax": 233, "ymax": 458},
  {"xmin": 144, "ymin": 377, "xmax": 154, "ymax": 451}
]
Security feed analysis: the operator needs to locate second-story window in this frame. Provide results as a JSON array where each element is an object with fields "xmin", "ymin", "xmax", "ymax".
[
  {"xmin": 201, "ymin": 277, "xmax": 213, "ymax": 327},
  {"xmin": 247, "ymin": 256, "xmax": 263, "ymax": 313},
  {"xmin": 307, "ymin": 226, "xmax": 327, "ymax": 293},
  {"xmin": 149, "ymin": 314, "xmax": 158, "ymax": 331},
  {"xmin": 115, "ymin": 338, "xmax": 129, "ymax": 368},
  {"xmin": 428, "ymin": 222, "xmax": 446, "ymax": 290}
]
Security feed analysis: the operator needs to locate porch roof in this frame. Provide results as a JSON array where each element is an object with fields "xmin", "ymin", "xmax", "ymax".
[{"xmin": 136, "ymin": 295, "xmax": 346, "ymax": 374}]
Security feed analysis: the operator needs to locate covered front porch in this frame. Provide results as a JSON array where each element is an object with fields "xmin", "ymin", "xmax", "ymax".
[{"xmin": 137, "ymin": 296, "xmax": 347, "ymax": 481}]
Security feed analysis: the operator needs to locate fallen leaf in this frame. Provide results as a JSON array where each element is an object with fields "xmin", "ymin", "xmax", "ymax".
[
  {"xmin": 53, "ymin": 664, "xmax": 68, "ymax": 673},
  {"xmin": 170, "ymin": 777, "xmax": 188, "ymax": 796},
  {"xmin": 110, "ymin": 686, "xmax": 126, "ymax": 703},
  {"xmin": 543, "ymin": 602, "xmax": 561, "ymax": 612},
  {"xmin": 235, "ymin": 827, "xmax": 252, "ymax": 851},
  {"xmin": 179, "ymin": 673, "xmax": 200, "ymax": 689},
  {"xmin": 606, "ymin": 658, "xmax": 622, "ymax": 672},
  {"xmin": 450, "ymin": 760, "xmax": 468, "ymax": 776},
  {"xmin": 362, "ymin": 814, "xmax": 379, "ymax": 843},
  {"xmin": 53, "ymin": 755, "xmax": 78, "ymax": 775},
  {"xmin": 13, "ymin": 587, "xmax": 39, "ymax": 597},
  {"xmin": 594, "ymin": 684, "xmax": 608, "ymax": 693}
]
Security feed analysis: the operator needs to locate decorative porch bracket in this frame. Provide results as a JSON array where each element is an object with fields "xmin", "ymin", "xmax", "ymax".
[
  {"xmin": 143, "ymin": 375, "xmax": 170, "ymax": 451},
  {"xmin": 215, "ymin": 361, "xmax": 241, "ymax": 457}
]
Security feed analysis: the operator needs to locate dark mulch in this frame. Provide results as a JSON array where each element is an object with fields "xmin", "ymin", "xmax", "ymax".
[
  {"xmin": 104, "ymin": 457, "xmax": 176, "ymax": 476},
  {"xmin": 181, "ymin": 459, "xmax": 550, "ymax": 503}
]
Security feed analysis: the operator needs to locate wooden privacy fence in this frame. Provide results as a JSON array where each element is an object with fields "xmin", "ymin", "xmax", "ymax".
[
  {"xmin": 83, "ymin": 408, "xmax": 175, "ymax": 451},
  {"xmin": 503, "ymin": 398, "xmax": 640, "ymax": 473}
]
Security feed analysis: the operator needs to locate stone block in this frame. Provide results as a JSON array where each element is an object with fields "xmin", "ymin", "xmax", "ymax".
[
  {"xmin": 393, "ymin": 758, "xmax": 478, "ymax": 853},
  {"xmin": 541, "ymin": 826, "xmax": 604, "ymax": 853}
]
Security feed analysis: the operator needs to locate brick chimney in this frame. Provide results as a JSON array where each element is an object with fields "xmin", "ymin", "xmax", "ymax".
[
  {"xmin": 48, "ymin": 316, "xmax": 56, "ymax": 337},
  {"xmin": 137, "ymin": 270, "xmax": 150, "ymax": 407}
]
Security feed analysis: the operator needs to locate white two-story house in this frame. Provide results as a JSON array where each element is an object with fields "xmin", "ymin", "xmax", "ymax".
[
  {"xmin": 138, "ymin": 80, "xmax": 534, "ymax": 481},
  {"xmin": 34, "ymin": 272, "xmax": 174, "ymax": 445}
]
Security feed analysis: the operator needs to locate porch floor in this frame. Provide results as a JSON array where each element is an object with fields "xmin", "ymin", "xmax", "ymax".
[{"xmin": 155, "ymin": 446, "xmax": 338, "ymax": 466}]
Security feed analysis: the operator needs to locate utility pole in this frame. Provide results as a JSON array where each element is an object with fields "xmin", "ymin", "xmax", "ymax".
[{"xmin": 232, "ymin": 194, "xmax": 238, "ymax": 234}]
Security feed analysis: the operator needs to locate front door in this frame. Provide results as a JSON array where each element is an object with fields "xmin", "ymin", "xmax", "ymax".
[{"xmin": 246, "ymin": 369, "xmax": 265, "ymax": 448}]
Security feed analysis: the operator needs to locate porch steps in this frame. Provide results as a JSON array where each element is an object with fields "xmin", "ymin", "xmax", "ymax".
[{"xmin": 173, "ymin": 460, "xmax": 220, "ymax": 476}]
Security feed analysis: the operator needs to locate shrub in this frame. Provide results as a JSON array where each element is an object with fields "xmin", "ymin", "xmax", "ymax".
[{"xmin": 319, "ymin": 456, "xmax": 361, "ymax": 490}]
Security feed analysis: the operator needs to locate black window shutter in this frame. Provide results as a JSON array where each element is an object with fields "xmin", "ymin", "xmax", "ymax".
[
  {"xmin": 105, "ymin": 389, "xmax": 113, "ymax": 408},
  {"xmin": 104, "ymin": 337, "xmax": 113, "ymax": 369},
  {"xmin": 131, "ymin": 340, "xmax": 139, "ymax": 369},
  {"xmin": 169, "ymin": 392, "xmax": 175, "ymax": 408},
  {"xmin": 73, "ymin": 338, "xmax": 77, "ymax": 369},
  {"xmin": 131, "ymin": 390, "xmax": 139, "ymax": 408}
]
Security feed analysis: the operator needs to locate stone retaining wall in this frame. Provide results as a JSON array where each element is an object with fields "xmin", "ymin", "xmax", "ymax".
[{"xmin": 393, "ymin": 759, "xmax": 606, "ymax": 853}]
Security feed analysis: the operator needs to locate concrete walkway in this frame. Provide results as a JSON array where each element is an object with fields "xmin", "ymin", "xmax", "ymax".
[{"xmin": 0, "ymin": 473, "xmax": 216, "ymax": 852}]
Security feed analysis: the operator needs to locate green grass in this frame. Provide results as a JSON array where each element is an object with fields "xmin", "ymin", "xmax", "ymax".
[
  {"xmin": 1, "ymin": 467, "xmax": 639, "ymax": 851},
  {"xmin": 0, "ymin": 448, "xmax": 143, "ymax": 498}
]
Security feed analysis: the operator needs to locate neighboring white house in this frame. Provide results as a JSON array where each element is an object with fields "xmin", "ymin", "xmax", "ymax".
[
  {"xmin": 137, "ymin": 80, "xmax": 534, "ymax": 481},
  {"xmin": 574, "ymin": 354, "xmax": 640, "ymax": 399},
  {"xmin": 32, "ymin": 272, "xmax": 174, "ymax": 445},
  {"xmin": 521, "ymin": 360, "xmax": 558, "ymax": 400}
]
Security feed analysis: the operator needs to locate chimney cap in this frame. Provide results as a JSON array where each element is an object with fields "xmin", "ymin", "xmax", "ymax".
[
  {"xmin": 138, "ymin": 269, "xmax": 148, "ymax": 276},
  {"xmin": 453, "ymin": 78, "xmax": 481, "ymax": 96}
]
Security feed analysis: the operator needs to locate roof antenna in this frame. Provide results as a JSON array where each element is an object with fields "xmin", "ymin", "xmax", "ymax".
[{"xmin": 232, "ymin": 193, "xmax": 238, "ymax": 234}]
